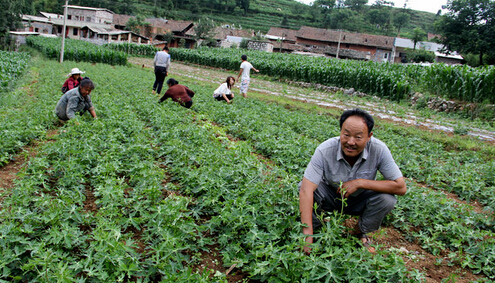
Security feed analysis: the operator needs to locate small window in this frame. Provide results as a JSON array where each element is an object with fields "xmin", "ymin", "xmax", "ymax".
[
  {"xmin": 68, "ymin": 15, "xmax": 72, "ymax": 20},
  {"xmin": 86, "ymin": 17, "xmax": 91, "ymax": 22},
  {"xmin": 80, "ymin": 16, "xmax": 84, "ymax": 21},
  {"xmin": 384, "ymin": 53, "xmax": 389, "ymax": 59},
  {"xmin": 73, "ymin": 28, "xmax": 78, "ymax": 36}
]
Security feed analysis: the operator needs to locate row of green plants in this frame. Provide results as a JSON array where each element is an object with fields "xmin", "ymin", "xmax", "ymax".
[
  {"xmin": 0, "ymin": 59, "xmax": 214, "ymax": 281},
  {"xmin": 0, "ymin": 51, "xmax": 30, "ymax": 92},
  {"xmin": 26, "ymin": 36, "xmax": 127, "ymax": 66},
  {"xmin": 186, "ymin": 80, "xmax": 495, "ymax": 278},
  {"xmin": 0, "ymin": 57, "xmax": 59, "ymax": 165},
  {"xmin": 169, "ymin": 47, "xmax": 495, "ymax": 104},
  {"xmin": 2, "ymin": 55, "xmax": 494, "ymax": 281},
  {"xmin": 170, "ymin": 47, "xmax": 412, "ymax": 101},
  {"xmin": 104, "ymin": 42, "xmax": 160, "ymax": 57},
  {"xmin": 0, "ymin": 57, "xmax": 421, "ymax": 281}
]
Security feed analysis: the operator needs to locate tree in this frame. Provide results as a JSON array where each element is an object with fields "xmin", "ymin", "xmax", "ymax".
[
  {"xmin": 393, "ymin": 11, "xmax": 410, "ymax": 36},
  {"xmin": 0, "ymin": 0, "xmax": 27, "ymax": 48},
  {"xmin": 367, "ymin": 8, "xmax": 390, "ymax": 30},
  {"xmin": 344, "ymin": 0, "xmax": 368, "ymax": 11},
  {"xmin": 436, "ymin": 0, "xmax": 495, "ymax": 65},
  {"xmin": 280, "ymin": 15, "xmax": 289, "ymax": 28},
  {"xmin": 236, "ymin": 0, "xmax": 250, "ymax": 15},
  {"xmin": 194, "ymin": 16, "xmax": 216, "ymax": 47},
  {"xmin": 411, "ymin": 27, "xmax": 426, "ymax": 49},
  {"xmin": 125, "ymin": 15, "xmax": 150, "ymax": 35}
]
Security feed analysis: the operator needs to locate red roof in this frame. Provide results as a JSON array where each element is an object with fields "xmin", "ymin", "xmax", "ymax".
[{"xmin": 297, "ymin": 26, "xmax": 394, "ymax": 49}]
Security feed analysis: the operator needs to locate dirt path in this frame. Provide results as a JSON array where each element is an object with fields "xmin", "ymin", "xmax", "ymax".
[{"xmin": 131, "ymin": 57, "xmax": 495, "ymax": 142}]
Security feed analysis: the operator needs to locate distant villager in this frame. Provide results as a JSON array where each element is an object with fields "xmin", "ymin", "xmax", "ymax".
[
  {"xmin": 152, "ymin": 46, "xmax": 170, "ymax": 95},
  {"xmin": 236, "ymin": 54, "xmax": 259, "ymax": 98},
  {"xmin": 213, "ymin": 76, "xmax": 236, "ymax": 104},
  {"xmin": 158, "ymin": 78, "xmax": 194, "ymax": 109}
]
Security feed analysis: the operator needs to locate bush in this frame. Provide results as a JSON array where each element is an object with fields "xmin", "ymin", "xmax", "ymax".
[{"xmin": 406, "ymin": 49, "xmax": 435, "ymax": 63}]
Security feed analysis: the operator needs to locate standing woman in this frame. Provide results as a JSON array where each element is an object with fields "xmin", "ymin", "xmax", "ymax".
[
  {"xmin": 62, "ymin": 68, "xmax": 85, "ymax": 93},
  {"xmin": 158, "ymin": 78, "xmax": 194, "ymax": 109},
  {"xmin": 152, "ymin": 46, "xmax": 170, "ymax": 95},
  {"xmin": 213, "ymin": 76, "xmax": 235, "ymax": 104}
]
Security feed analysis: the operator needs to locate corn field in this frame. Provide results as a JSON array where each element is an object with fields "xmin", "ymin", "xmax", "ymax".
[
  {"xmin": 104, "ymin": 43, "xmax": 160, "ymax": 57},
  {"xmin": 26, "ymin": 36, "xmax": 127, "ymax": 66},
  {"xmin": 170, "ymin": 47, "xmax": 495, "ymax": 104}
]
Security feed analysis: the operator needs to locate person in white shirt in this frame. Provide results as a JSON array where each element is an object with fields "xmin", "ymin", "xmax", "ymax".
[
  {"xmin": 213, "ymin": 76, "xmax": 236, "ymax": 104},
  {"xmin": 152, "ymin": 46, "xmax": 170, "ymax": 95},
  {"xmin": 236, "ymin": 54, "xmax": 259, "ymax": 98}
]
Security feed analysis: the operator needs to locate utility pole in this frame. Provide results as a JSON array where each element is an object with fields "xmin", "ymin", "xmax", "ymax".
[
  {"xmin": 60, "ymin": 0, "xmax": 69, "ymax": 63},
  {"xmin": 336, "ymin": 29, "xmax": 342, "ymax": 59}
]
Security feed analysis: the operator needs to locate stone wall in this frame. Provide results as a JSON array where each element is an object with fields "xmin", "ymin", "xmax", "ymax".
[{"xmin": 248, "ymin": 41, "xmax": 273, "ymax": 52}]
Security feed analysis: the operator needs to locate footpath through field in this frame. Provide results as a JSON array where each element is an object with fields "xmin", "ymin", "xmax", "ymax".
[{"xmin": 130, "ymin": 57, "xmax": 495, "ymax": 143}]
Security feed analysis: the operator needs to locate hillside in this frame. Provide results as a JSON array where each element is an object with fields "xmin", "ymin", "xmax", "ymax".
[{"xmin": 25, "ymin": 0, "xmax": 438, "ymax": 37}]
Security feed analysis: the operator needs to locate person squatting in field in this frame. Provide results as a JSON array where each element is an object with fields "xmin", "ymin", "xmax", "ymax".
[
  {"xmin": 158, "ymin": 78, "xmax": 194, "ymax": 109},
  {"xmin": 236, "ymin": 54, "xmax": 259, "ymax": 98},
  {"xmin": 61, "ymin": 67, "xmax": 85, "ymax": 94},
  {"xmin": 55, "ymin": 78, "xmax": 97, "ymax": 121},
  {"xmin": 299, "ymin": 108, "xmax": 407, "ymax": 254},
  {"xmin": 213, "ymin": 76, "xmax": 236, "ymax": 104},
  {"xmin": 152, "ymin": 46, "xmax": 171, "ymax": 95}
]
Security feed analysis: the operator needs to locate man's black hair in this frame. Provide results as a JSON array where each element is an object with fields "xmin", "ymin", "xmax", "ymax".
[
  {"xmin": 241, "ymin": 54, "xmax": 247, "ymax": 61},
  {"xmin": 79, "ymin": 78, "xmax": 95, "ymax": 90},
  {"xmin": 339, "ymin": 108, "xmax": 374, "ymax": 134},
  {"xmin": 163, "ymin": 46, "xmax": 169, "ymax": 51}
]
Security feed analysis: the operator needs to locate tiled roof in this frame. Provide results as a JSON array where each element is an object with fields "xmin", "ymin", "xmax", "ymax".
[
  {"xmin": 113, "ymin": 14, "xmax": 134, "ymax": 26},
  {"xmin": 145, "ymin": 18, "xmax": 194, "ymax": 33},
  {"xmin": 266, "ymin": 27, "xmax": 297, "ymax": 42},
  {"xmin": 297, "ymin": 26, "xmax": 394, "ymax": 49}
]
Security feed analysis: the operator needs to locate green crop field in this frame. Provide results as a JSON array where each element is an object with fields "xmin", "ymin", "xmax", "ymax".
[{"xmin": 0, "ymin": 48, "xmax": 494, "ymax": 282}]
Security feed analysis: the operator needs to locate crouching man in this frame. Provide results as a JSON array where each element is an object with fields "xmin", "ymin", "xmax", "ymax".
[{"xmin": 299, "ymin": 108, "xmax": 406, "ymax": 254}]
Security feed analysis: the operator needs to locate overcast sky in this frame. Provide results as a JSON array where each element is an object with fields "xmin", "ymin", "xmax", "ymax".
[{"xmin": 294, "ymin": 0, "xmax": 448, "ymax": 14}]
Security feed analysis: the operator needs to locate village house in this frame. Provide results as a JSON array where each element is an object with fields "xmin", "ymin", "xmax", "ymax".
[
  {"xmin": 17, "ymin": 6, "xmax": 150, "ymax": 45},
  {"xmin": 394, "ymin": 37, "xmax": 463, "ymax": 64},
  {"xmin": 210, "ymin": 27, "xmax": 254, "ymax": 48},
  {"xmin": 265, "ymin": 27, "xmax": 298, "ymax": 53},
  {"xmin": 112, "ymin": 15, "xmax": 195, "ymax": 48}
]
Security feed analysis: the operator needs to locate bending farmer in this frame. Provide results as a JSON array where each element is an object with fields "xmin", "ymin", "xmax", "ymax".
[
  {"xmin": 299, "ymin": 108, "xmax": 406, "ymax": 254},
  {"xmin": 55, "ymin": 78, "xmax": 97, "ymax": 121}
]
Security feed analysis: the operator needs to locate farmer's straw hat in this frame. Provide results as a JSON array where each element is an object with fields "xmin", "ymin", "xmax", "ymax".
[{"xmin": 67, "ymin": 68, "xmax": 85, "ymax": 77}]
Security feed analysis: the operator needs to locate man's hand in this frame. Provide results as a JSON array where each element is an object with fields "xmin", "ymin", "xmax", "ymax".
[
  {"xmin": 338, "ymin": 179, "xmax": 363, "ymax": 198},
  {"xmin": 303, "ymin": 235, "xmax": 313, "ymax": 255}
]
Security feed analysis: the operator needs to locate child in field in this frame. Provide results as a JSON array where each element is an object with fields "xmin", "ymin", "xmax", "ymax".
[
  {"xmin": 62, "ymin": 68, "xmax": 85, "ymax": 93},
  {"xmin": 213, "ymin": 76, "xmax": 235, "ymax": 104},
  {"xmin": 236, "ymin": 54, "xmax": 259, "ymax": 98}
]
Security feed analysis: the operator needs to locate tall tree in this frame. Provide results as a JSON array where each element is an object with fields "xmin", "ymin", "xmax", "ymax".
[
  {"xmin": 393, "ymin": 11, "xmax": 410, "ymax": 36},
  {"xmin": 344, "ymin": 0, "xmax": 368, "ymax": 11},
  {"xmin": 436, "ymin": 0, "xmax": 495, "ymax": 65},
  {"xmin": 367, "ymin": 8, "xmax": 390, "ymax": 30},
  {"xmin": 0, "ymin": 0, "xmax": 27, "ymax": 48},
  {"xmin": 411, "ymin": 27, "xmax": 426, "ymax": 49},
  {"xmin": 194, "ymin": 16, "xmax": 216, "ymax": 47},
  {"xmin": 236, "ymin": 0, "xmax": 250, "ymax": 15}
]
